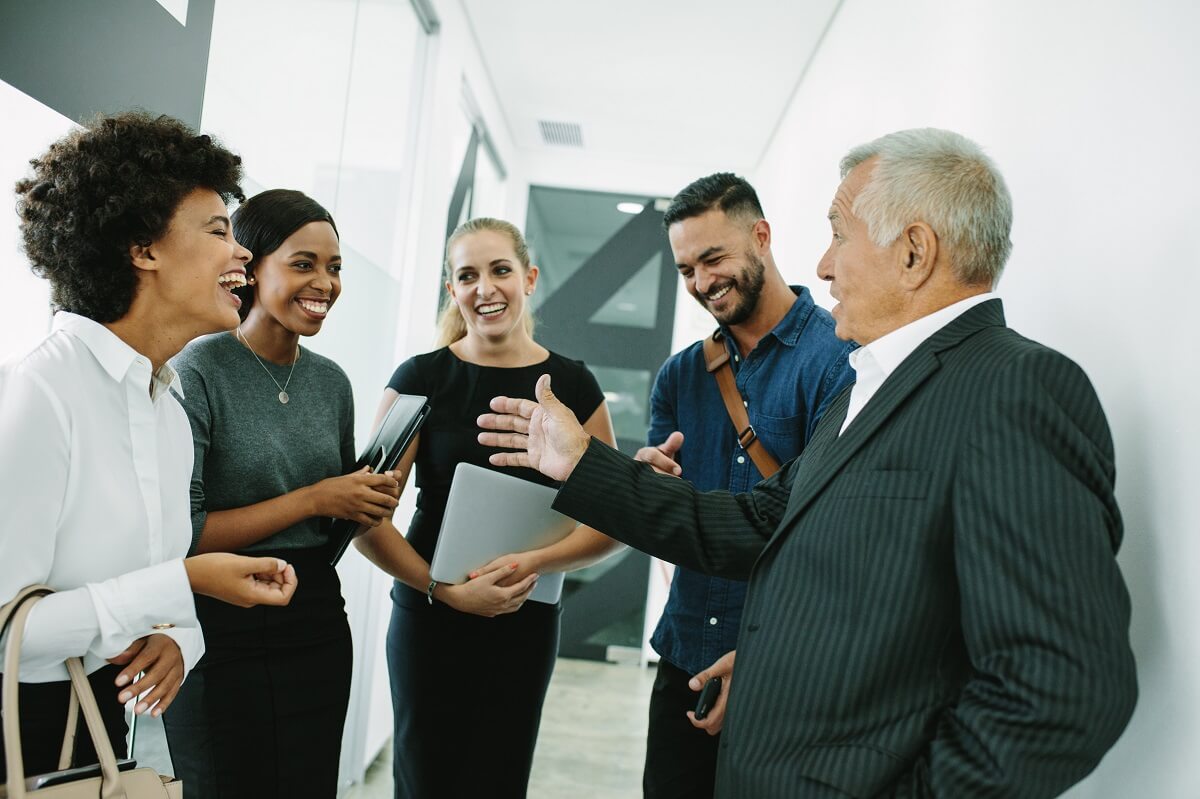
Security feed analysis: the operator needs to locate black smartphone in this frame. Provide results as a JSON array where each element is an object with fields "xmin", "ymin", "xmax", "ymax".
[
  {"xmin": 693, "ymin": 676, "xmax": 722, "ymax": 720},
  {"xmin": 24, "ymin": 759, "xmax": 137, "ymax": 789}
]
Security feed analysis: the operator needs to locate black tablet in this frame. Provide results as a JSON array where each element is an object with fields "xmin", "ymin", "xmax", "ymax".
[{"xmin": 327, "ymin": 393, "xmax": 430, "ymax": 565}]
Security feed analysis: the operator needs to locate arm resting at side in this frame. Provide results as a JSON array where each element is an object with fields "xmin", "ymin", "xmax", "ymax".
[{"xmin": 881, "ymin": 350, "xmax": 1137, "ymax": 797}]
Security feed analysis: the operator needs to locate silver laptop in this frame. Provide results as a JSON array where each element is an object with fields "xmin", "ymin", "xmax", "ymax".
[{"xmin": 430, "ymin": 463, "xmax": 577, "ymax": 604}]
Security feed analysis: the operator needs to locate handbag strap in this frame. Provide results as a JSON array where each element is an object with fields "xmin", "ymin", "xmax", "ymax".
[
  {"xmin": 702, "ymin": 330, "xmax": 782, "ymax": 479},
  {"xmin": 2, "ymin": 588, "xmax": 128, "ymax": 799}
]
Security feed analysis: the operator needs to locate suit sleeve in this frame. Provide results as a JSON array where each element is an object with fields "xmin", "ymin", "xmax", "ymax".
[
  {"xmin": 554, "ymin": 438, "xmax": 796, "ymax": 579},
  {"xmin": 885, "ymin": 350, "xmax": 1137, "ymax": 798}
]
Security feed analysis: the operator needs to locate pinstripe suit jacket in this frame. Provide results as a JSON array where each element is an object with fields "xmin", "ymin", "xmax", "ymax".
[{"xmin": 554, "ymin": 300, "xmax": 1137, "ymax": 798}]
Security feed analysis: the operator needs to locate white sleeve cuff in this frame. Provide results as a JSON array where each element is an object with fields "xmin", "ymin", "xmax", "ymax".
[{"xmin": 85, "ymin": 558, "xmax": 199, "ymax": 661}]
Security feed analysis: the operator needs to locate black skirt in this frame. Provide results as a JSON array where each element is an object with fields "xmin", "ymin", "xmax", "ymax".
[
  {"xmin": 387, "ymin": 582, "xmax": 560, "ymax": 799},
  {"xmin": 0, "ymin": 663, "xmax": 128, "ymax": 782},
  {"xmin": 162, "ymin": 548, "xmax": 352, "ymax": 799}
]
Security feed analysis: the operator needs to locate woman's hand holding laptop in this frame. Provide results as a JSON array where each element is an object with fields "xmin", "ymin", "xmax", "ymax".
[{"xmin": 433, "ymin": 563, "xmax": 540, "ymax": 617}]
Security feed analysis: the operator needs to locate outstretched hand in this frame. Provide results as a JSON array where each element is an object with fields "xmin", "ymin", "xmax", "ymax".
[{"xmin": 477, "ymin": 374, "xmax": 591, "ymax": 482}]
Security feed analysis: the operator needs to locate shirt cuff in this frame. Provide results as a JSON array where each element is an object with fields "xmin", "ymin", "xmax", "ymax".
[
  {"xmin": 159, "ymin": 624, "xmax": 206, "ymax": 679},
  {"xmin": 85, "ymin": 558, "xmax": 200, "ymax": 661}
]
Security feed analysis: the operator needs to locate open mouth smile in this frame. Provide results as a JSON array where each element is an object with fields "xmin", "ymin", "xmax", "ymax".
[
  {"xmin": 706, "ymin": 284, "xmax": 733, "ymax": 302},
  {"xmin": 218, "ymin": 270, "xmax": 246, "ymax": 307},
  {"xmin": 296, "ymin": 297, "xmax": 331, "ymax": 318},
  {"xmin": 477, "ymin": 302, "xmax": 507, "ymax": 317}
]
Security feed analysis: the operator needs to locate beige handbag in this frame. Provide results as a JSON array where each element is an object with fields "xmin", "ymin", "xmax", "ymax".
[{"xmin": 1, "ymin": 586, "xmax": 183, "ymax": 799}]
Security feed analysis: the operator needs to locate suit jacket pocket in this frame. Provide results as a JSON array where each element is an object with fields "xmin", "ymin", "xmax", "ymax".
[
  {"xmin": 829, "ymin": 469, "xmax": 931, "ymax": 500},
  {"xmin": 795, "ymin": 742, "xmax": 906, "ymax": 799}
]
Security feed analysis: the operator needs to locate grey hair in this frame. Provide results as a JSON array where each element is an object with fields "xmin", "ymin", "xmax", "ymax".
[{"xmin": 840, "ymin": 128, "xmax": 1013, "ymax": 287}]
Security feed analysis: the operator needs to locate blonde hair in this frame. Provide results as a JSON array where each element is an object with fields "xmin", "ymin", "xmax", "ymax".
[{"xmin": 435, "ymin": 217, "xmax": 537, "ymax": 347}]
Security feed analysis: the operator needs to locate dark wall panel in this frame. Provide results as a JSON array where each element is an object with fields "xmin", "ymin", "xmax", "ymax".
[{"xmin": 0, "ymin": 0, "xmax": 215, "ymax": 127}]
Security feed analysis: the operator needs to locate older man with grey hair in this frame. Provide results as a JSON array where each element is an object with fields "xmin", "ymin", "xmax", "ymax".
[{"xmin": 479, "ymin": 128, "xmax": 1137, "ymax": 798}]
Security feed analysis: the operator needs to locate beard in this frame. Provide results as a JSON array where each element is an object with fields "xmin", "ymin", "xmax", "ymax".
[{"xmin": 700, "ymin": 250, "xmax": 767, "ymax": 326}]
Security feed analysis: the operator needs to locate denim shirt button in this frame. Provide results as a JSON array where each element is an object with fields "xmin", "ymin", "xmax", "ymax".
[
  {"xmin": 736, "ymin": 455, "xmax": 745, "ymax": 464},
  {"xmin": 709, "ymin": 617, "xmax": 718, "ymax": 626}
]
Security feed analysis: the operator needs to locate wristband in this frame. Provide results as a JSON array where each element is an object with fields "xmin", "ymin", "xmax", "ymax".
[{"xmin": 426, "ymin": 580, "xmax": 438, "ymax": 606}]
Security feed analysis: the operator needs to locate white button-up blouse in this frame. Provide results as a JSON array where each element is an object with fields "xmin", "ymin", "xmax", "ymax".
[{"xmin": 0, "ymin": 312, "xmax": 203, "ymax": 682}]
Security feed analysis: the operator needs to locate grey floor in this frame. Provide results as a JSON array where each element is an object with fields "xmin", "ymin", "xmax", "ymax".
[
  {"xmin": 347, "ymin": 658, "xmax": 656, "ymax": 799},
  {"xmin": 130, "ymin": 657, "xmax": 656, "ymax": 799}
]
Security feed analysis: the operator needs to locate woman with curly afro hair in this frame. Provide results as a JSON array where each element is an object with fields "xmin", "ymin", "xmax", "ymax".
[{"xmin": 1, "ymin": 111, "xmax": 303, "ymax": 783}]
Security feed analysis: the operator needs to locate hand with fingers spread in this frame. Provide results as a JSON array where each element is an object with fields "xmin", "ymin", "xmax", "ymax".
[
  {"xmin": 106, "ymin": 633, "xmax": 184, "ymax": 718},
  {"xmin": 477, "ymin": 374, "xmax": 591, "ymax": 481},
  {"xmin": 635, "ymin": 431, "xmax": 684, "ymax": 476},
  {"xmin": 308, "ymin": 466, "xmax": 401, "ymax": 527},
  {"xmin": 686, "ymin": 649, "xmax": 736, "ymax": 735},
  {"xmin": 437, "ymin": 563, "xmax": 539, "ymax": 617},
  {"xmin": 184, "ymin": 552, "xmax": 298, "ymax": 607}
]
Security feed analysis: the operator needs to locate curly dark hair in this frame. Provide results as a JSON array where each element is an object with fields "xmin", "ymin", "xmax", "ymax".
[{"xmin": 14, "ymin": 111, "xmax": 245, "ymax": 322}]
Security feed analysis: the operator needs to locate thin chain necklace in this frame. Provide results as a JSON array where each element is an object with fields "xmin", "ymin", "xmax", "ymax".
[{"xmin": 236, "ymin": 327, "xmax": 300, "ymax": 404}]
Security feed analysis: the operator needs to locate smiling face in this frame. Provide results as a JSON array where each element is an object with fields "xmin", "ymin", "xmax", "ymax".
[
  {"xmin": 668, "ymin": 209, "xmax": 767, "ymax": 327},
  {"xmin": 136, "ymin": 187, "xmax": 252, "ymax": 336},
  {"xmin": 446, "ymin": 229, "xmax": 537, "ymax": 342},
  {"xmin": 816, "ymin": 158, "xmax": 908, "ymax": 344},
  {"xmin": 244, "ymin": 220, "xmax": 342, "ymax": 337}
]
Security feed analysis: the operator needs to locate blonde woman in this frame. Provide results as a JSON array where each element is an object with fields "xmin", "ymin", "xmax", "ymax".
[{"xmin": 354, "ymin": 218, "xmax": 622, "ymax": 798}]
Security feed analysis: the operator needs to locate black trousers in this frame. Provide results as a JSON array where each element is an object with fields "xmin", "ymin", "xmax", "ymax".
[
  {"xmin": 0, "ymin": 664, "xmax": 128, "ymax": 782},
  {"xmin": 163, "ymin": 548, "xmax": 352, "ymax": 799},
  {"xmin": 643, "ymin": 659, "xmax": 721, "ymax": 799},
  {"xmin": 387, "ymin": 582, "xmax": 560, "ymax": 799}
]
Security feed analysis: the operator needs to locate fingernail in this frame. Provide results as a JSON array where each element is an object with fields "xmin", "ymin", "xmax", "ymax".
[
  {"xmin": 689, "ymin": 679, "xmax": 700, "ymax": 690},
  {"xmin": 135, "ymin": 702, "xmax": 147, "ymax": 714},
  {"xmin": 152, "ymin": 707, "xmax": 163, "ymax": 717},
  {"xmin": 509, "ymin": 563, "xmax": 518, "ymax": 570},
  {"xmin": 468, "ymin": 572, "xmax": 477, "ymax": 579},
  {"xmin": 277, "ymin": 559, "xmax": 287, "ymax": 571},
  {"xmin": 115, "ymin": 674, "xmax": 130, "ymax": 687},
  {"xmin": 119, "ymin": 691, "xmax": 132, "ymax": 703}
]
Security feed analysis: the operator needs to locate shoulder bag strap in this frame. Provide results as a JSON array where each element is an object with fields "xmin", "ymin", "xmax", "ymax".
[
  {"xmin": 702, "ymin": 330, "xmax": 782, "ymax": 479},
  {"xmin": 2, "ymin": 587, "xmax": 127, "ymax": 799}
]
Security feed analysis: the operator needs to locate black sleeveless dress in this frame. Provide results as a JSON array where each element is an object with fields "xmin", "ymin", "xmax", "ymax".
[{"xmin": 385, "ymin": 347, "xmax": 603, "ymax": 799}]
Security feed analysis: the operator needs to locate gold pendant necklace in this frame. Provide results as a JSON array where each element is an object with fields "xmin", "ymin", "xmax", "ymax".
[{"xmin": 236, "ymin": 327, "xmax": 300, "ymax": 404}]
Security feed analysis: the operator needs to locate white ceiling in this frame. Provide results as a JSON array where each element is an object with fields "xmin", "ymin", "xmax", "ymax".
[{"xmin": 460, "ymin": 0, "xmax": 842, "ymax": 172}]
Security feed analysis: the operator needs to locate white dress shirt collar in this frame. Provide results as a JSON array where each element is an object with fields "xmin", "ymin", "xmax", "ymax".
[
  {"xmin": 840, "ymin": 293, "xmax": 994, "ymax": 434},
  {"xmin": 52, "ymin": 311, "xmax": 184, "ymax": 401}
]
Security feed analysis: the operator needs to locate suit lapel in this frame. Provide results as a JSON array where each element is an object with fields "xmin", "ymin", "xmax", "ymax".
[{"xmin": 760, "ymin": 299, "xmax": 1007, "ymax": 557}]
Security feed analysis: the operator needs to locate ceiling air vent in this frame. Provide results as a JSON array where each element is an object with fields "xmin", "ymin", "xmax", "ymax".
[{"xmin": 538, "ymin": 120, "xmax": 584, "ymax": 147}]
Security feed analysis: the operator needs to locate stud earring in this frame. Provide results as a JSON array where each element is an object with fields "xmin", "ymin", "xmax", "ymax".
[{"xmin": 247, "ymin": 276, "xmax": 256, "ymax": 286}]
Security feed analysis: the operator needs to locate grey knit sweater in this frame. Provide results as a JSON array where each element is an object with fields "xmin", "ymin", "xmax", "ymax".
[{"xmin": 171, "ymin": 332, "xmax": 355, "ymax": 553}]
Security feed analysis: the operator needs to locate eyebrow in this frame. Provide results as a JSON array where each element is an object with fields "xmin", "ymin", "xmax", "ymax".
[
  {"xmin": 287, "ymin": 250, "xmax": 342, "ymax": 260},
  {"xmin": 455, "ymin": 259, "xmax": 512, "ymax": 272},
  {"xmin": 204, "ymin": 215, "xmax": 231, "ymax": 227},
  {"xmin": 827, "ymin": 210, "xmax": 841, "ymax": 222},
  {"xmin": 696, "ymin": 246, "xmax": 726, "ymax": 262}
]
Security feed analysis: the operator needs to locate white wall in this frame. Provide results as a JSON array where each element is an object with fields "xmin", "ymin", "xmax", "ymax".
[
  {"xmin": 752, "ymin": 1, "xmax": 1200, "ymax": 795},
  {"xmin": 0, "ymin": 82, "xmax": 65, "ymax": 363}
]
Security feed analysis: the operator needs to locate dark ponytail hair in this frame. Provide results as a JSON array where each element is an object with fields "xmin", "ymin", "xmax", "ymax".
[{"xmin": 231, "ymin": 189, "xmax": 338, "ymax": 319}]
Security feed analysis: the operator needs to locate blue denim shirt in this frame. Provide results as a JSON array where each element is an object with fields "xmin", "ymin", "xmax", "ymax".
[{"xmin": 647, "ymin": 286, "xmax": 856, "ymax": 676}]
